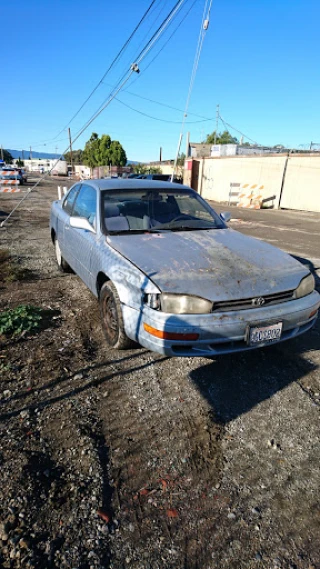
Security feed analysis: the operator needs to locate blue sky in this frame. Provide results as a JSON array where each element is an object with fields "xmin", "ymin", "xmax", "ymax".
[{"xmin": 2, "ymin": 0, "xmax": 320, "ymax": 162}]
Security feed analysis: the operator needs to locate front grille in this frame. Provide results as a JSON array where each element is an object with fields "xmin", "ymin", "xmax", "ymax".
[{"xmin": 212, "ymin": 290, "xmax": 294, "ymax": 312}]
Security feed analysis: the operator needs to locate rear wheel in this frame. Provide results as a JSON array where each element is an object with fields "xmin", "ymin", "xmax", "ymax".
[
  {"xmin": 55, "ymin": 237, "xmax": 70, "ymax": 272},
  {"xmin": 99, "ymin": 281, "xmax": 134, "ymax": 349}
]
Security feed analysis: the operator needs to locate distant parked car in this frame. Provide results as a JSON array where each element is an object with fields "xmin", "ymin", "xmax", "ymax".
[
  {"xmin": 50, "ymin": 179, "xmax": 319, "ymax": 357},
  {"xmin": 141, "ymin": 174, "xmax": 182, "ymax": 183},
  {"xmin": 19, "ymin": 169, "xmax": 27, "ymax": 183}
]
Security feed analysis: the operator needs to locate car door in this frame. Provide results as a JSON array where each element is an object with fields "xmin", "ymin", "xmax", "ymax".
[
  {"xmin": 65, "ymin": 183, "xmax": 98, "ymax": 289},
  {"xmin": 57, "ymin": 184, "xmax": 81, "ymax": 267}
]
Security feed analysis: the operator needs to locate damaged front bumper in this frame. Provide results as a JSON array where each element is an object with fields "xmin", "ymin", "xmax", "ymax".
[{"xmin": 123, "ymin": 291, "xmax": 320, "ymax": 357}]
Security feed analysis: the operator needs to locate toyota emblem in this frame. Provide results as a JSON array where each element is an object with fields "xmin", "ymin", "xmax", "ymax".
[{"xmin": 252, "ymin": 297, "xmax": 266, "ymax": 307}]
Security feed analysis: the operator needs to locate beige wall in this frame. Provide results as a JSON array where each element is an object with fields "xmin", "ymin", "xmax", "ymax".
[
  {"xmin": 148, "ymin": 162, "xmax": 174, "ymax": 175},
  {"xmin": 280, "ymin": 156, "xmax": 320, "ymax": 212},
  {"xmin": 198, "ymin": 156, "xmax": 287, "ymax": 208},
  {"xmin": 158, "ymin": 164, "xmax": 174, "ymax": 175}
]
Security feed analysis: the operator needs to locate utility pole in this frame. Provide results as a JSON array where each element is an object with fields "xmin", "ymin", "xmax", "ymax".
[
  {"xmin": 68, "ymin": 127, "xmax": 73, "ymax": 174},
  {"xmin": 310, "ymin": 141, "xmax": 313, "ymax": 151},
  {"xmin": 159, "ymin": 146, "xmax": 162, "ymax": 162},
  {"xmin": 1, "ymin": 145, "xmax": 4, "ymax": 161},
  {"xmin": 30, "ymin": 146, "xmax": 32, "ymax": 159},
  {"xmin": 186, "ymin": 131, "xmax": 190, "ymax": 157},
  {"xmin": 213, "ymin": 104, "xmax": 219, "ymax": 145}
]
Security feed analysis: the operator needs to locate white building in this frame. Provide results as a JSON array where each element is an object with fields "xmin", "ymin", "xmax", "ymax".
[{"xmin": 14, "ymin": 158, "xmax": 67, "ymax": 175}]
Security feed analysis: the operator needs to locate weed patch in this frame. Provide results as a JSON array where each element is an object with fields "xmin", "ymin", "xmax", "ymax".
[
  {"xmin": 0, "ymin": 304, "xmax": 61, "ymax": 339},
  {"xmin": 0, "ymin": 305, "xmax": 43, "ymax": 337}
]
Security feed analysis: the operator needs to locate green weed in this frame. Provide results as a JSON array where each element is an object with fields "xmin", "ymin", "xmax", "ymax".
[{"xmin": 0, "ymin": 305, "xmax": 43, "ymax": 337}]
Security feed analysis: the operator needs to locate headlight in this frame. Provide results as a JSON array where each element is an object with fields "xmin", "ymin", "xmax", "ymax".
[
  {"xmin": 294, "ymin": 273, "xmax": 315, "ymax": 299},
  {"xmin": 161, "ymin": 293, "xmax": 213, "ymax": 314}
]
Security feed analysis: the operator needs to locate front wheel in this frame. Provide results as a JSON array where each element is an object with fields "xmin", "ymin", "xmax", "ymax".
[
  {"xmin": 55, "ymin": 237, "xmax": 70, "ymax": 272},
  {"xmin": 99, "ymin": 281, "xmax": 134, "ymax": 349}
]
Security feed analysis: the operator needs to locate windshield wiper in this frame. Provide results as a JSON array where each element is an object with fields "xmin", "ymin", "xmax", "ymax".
[
  {"xmin": 152, "ymin": 224, "xmax": 220, "ymax": 231},
  {"xmin": 107, "ymin": 228, "xmax": 164, "ymax": 235}
]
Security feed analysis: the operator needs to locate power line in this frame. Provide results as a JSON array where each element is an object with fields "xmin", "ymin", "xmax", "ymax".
[
  {"xmin": 119, "ymin": 84, "xmax": 209, "ymax": 119},
  {"xmin": 219, "ymin": 113, "xmax": 259, "ymax": 146},
  {"xmin": 53, "ymin": 0, "xmax": 159, "ymax": 140},
  {"xmin": 8, "ymin": 0, "xmax": 191, "ymax": 153},
  {"xmin": 11, "ymin": 1, "xmax": 191, "ymax": 154},
  {"xmin": 1, "ymin": 1, "xmax": 189, "ymax": 227},
  {"xmin": 132, "ymin": 0, "xmax": 171, "ymax": 56},
  {"xmin": 0, "ymin": 70, "xmax": 136, "ymax": 229},
  {"xmin": 114, "ymin": 95, "xmax": 214, "ymax": 123},
  {"xmin": 172, "ymin": 0, "xmax": 213, "ymax": 178},
  {"xmin": 72, "ymin": 0, "xmax": 187, "ymax": 143},
  {"xmin": 135, "ymin": 0, "xmax": 186, "ymax": 64},
  {"xmin": 70, "ymin": 0, "xmax": 186, "ymax": 142},
  {"xmin": 125, "ymin": 0, "xmax": 197, "ymax": 89}
]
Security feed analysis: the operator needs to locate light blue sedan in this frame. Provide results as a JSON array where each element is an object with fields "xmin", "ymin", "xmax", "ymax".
[{"xmin": 50, "ymin": 179, "xmax": 320, "ymax": 356}]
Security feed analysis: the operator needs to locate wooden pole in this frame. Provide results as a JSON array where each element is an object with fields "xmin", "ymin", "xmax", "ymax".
[{"xmin": 68, "ymin": 127, "xmax": 73, "ymax": 175}]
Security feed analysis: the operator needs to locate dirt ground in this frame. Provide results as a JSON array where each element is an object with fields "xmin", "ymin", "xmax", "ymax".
[{"xmin": 0, "ymin": 177, "xmax": 320, "ymax": 569}]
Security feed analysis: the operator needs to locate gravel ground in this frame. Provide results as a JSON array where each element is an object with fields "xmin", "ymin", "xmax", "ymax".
[{"xmin": 0, "ymin": 177, "xmax": 320, "ymax": 569}]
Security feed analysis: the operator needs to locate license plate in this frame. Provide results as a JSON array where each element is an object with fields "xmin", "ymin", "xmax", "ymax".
[{"xmin": 248, "ymin": 322, "xmax": 283, "ymax": 345}]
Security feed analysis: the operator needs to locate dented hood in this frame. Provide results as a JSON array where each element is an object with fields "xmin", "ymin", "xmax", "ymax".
[{"xmin": 107, "ymin": 228, "xmax": 308, "ymax": 301}]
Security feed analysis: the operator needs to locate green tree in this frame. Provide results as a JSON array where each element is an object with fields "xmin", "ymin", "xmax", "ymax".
[
  {"xmin": 64, "ymin": 149, "xmax": 83, "ymax": 165},
  {"xmin": 82, "ymin": 133, "xmax": 127, "ymax": 168},
  {"xmin": 99, "ymin": 135, "xmax": 112, "ymax": 165},
  {"xmin": 109, "ymin": 140, "xmax": 127, "ymax": 166},
  {"xmin": 133, "ymin": 163, "xmax": 148, "ymax": 174},
  {"xmin": 205, "ymin": 130, "xmax": 238, "ymax": 145},
  {"xmin": 82, "ymin": 132, "xmax": 100, "ymax": 168},
  {"xmin": 2, "ymin": 149, "xmax": 13, "ymax": 164},
  {"xmin": 176, "ymin": 152, "xmax": 185, "ymax": 178},
  {"xmin": 149, "ymin": 166, "xmax": 162, "ymax": 174},
  {"xmin": 16, "ymin": 157, "xmax": 24, "ymax": 167}
]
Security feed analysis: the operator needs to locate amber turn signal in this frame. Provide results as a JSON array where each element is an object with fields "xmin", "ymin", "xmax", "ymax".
[
  {"xmin": 308, "ymin": 309, "xmax": 318, "ymax": 319},
  {"xmin": 143, "ymin": 323, "xmax": 199, "ymax": 341}
]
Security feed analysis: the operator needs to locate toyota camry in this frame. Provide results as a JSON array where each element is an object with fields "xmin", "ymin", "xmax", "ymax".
[{"xmin": 50, "ymin": 179, "xmax": 320, "ymax": 356}]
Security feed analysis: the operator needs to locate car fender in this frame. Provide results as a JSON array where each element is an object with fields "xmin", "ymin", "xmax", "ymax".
[{"xmin": 94, "ymin": 239, "xmax": 160, "ymax": 309}]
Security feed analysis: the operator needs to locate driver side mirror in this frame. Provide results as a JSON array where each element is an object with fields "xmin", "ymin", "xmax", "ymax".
[
  {"xmin": 70, "ymin": 216, "xmax": 96, "ymax": 233},
  {"xmin": 220, "ymin": 212, "xmax": 231, "ymax": 223}
]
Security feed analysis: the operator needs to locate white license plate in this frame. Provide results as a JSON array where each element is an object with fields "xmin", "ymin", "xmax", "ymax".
[{"xmin": 249, "ymin": 322, "xmax": 283, "ymax": 345}]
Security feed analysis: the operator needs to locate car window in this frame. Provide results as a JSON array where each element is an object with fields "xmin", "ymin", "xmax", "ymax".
[
  {"xmin": 174, "ymin": 194, "xmax": 215, "ymax": 222},
  {"xmin": 72, "ymin": 184, "xmax": 97, "ymax": 227},
  {"xmin": 102, "ymin": 188, "xmax": 224, "ymax": 233},
  {"xmin": 63, "ymin": 184, "xmax": 81, "ymax": 215}
]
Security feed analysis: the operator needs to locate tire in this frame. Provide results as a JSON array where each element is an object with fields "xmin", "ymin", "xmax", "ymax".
[
  {"xmin": 99, "ymin": 281, "xmax": 134, "ymax": 349},
  {"xmin": 54, "ymin": 237, "xmax": 70, "ymax": 272}
]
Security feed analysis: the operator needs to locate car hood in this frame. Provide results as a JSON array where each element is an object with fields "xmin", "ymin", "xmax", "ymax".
[{"xmin": 107, "ymin": 229, "xmax": 308, "ymax": 301}]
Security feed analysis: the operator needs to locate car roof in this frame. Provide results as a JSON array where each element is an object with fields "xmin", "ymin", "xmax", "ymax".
[{"xmin": 80, "ymin": 178, "xmax": 192, "ymax": 192}]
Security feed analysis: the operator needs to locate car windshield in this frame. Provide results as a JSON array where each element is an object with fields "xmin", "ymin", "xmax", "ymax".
[{"xmin": 101, "ymin": 188, "xmax": 225, "ymax": 234}]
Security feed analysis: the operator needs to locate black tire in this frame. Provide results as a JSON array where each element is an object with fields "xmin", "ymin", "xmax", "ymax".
[
  {"xmin": 99, "ymin": 281, "xmax": 134, "ymax": 349},
  {"xmin": 54, "ymin": 237, "xmax": 70, "ymax": 272}
]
